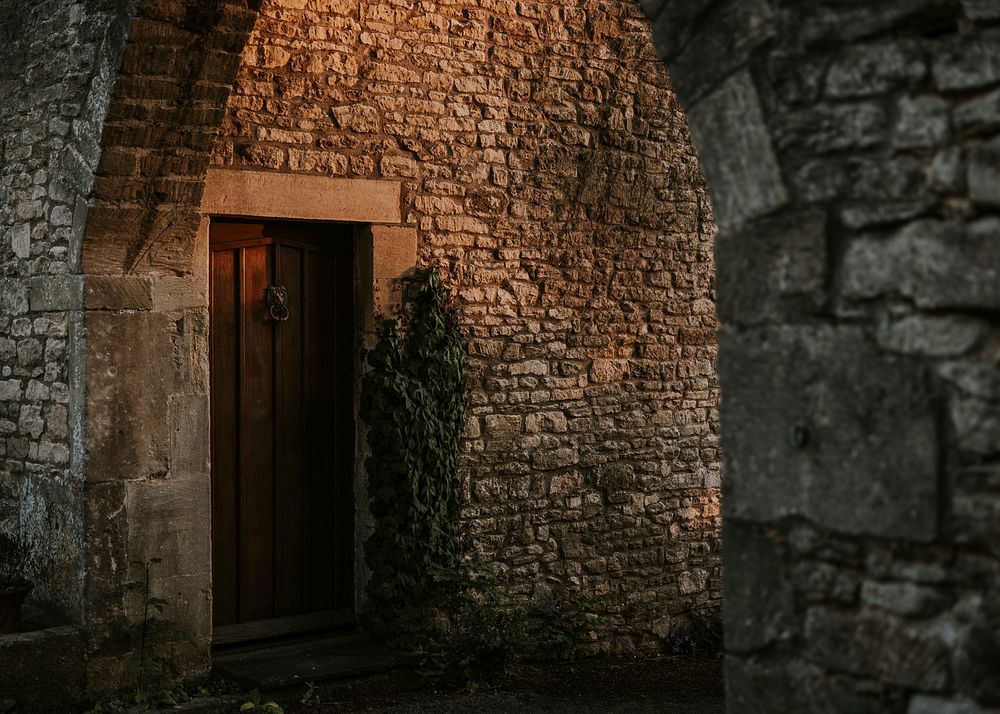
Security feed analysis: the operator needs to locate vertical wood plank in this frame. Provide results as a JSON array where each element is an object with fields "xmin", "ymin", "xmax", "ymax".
[
  {"xmin": 210, "ymin": 246, "xmax": 240, "ymax": 627},
  {"xmin": 274, "ymin": 244, "xmax": 304, "ymax": 616},
  {"xmin": 334, "ymin": 232, "xmax": 356, "ymax": 609},
  {"xmin": 240, "ymin": 244, "xmax": 275, "ymax": 622},
  {"xmin": 304, "ymin": 248, "xmax": 338, "ymax": 611}
]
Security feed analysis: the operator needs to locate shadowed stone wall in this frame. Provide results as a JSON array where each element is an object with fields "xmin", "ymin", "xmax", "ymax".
[
  {"xmin": 641, "ymin": 0, "xmax": 1000, "ymax": 711},
  {"xmin": 0, "ymin": 0, "xmax": 134, "ymax": 621},
  {"xmin": 0, "ymin": 0, "xmax": 266, "ymax": 694},
  {"xmin": 211, "ymin": 0, "xmax": 722, "ymax": 648}
]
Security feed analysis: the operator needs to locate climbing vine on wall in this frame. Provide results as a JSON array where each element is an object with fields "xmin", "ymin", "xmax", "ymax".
[{"xmin": 360, "ymin": 268, "xmax": 468, "ymax": 631}]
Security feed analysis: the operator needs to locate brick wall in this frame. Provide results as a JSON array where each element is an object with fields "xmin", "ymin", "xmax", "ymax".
[{"xmin": 211, "ymin": 0, "xmax": 722, "ymax": 645}]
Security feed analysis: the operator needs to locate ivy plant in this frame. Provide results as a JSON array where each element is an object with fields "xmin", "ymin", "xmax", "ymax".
[{"xmin": 360, "ymin": 268, "xmax": 468, "ymax": 632}]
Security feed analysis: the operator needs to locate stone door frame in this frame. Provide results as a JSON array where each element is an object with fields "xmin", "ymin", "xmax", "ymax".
[{"xmin": 200, "ymin": 167, "xmax": 417, "ymax": 622}]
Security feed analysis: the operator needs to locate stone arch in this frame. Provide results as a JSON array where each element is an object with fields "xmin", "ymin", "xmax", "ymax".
[
  {"xmin": 83, "ymin": 0, "xmax": 260, "ymax": 276},
  {"xmin": 642, "ymin": 1, "xmax": 1000, "ymax": 711},
  {"xmin": 79, "ymin": 0, "xmax": 724, "ymax": 688},
  {"xmin": 75, "ymin": 0, "xmax": 263, "ymax": 687},
  {"xmin": 69, "ymin": 0, "xmax": 1000, "ymax": 708}
]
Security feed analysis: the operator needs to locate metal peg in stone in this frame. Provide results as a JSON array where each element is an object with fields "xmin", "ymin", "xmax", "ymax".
[{"xmin": 791, "ymin": 424, "xmax": 810, "ymax": 449}]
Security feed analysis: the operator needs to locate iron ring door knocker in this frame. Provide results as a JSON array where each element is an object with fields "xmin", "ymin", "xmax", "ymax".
[{"xmin": 265, "ymin": 285, "xmax": 290, "ymax": 322}]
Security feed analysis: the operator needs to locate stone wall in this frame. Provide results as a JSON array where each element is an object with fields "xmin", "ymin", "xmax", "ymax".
[
  {"xmin": 78, "ymin": 0, "xmax": 259, "ymax": 690},
  {"xmin": 0, "ymin": 0, "xmax": 133, "ymax": 621},
  {"xmin": 642, "ymin": 0, "xmax": 1000, "ymax": 711},
  {"xmin": 211, "ymin": 0, "xmax": 721, "ymax": 645}
]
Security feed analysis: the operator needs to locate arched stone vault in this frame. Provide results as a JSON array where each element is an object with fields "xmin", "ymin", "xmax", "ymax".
[
  {"xmin": 84, "ymin": 0, "xmax": 260, "ymax": 276},
  {"xmin": 80, "ymin": 0, "xmax": 726, "ymax": 689},
  {"xmin": 1, "ymin": 0, "xmax": 996, "ymax": 707}
]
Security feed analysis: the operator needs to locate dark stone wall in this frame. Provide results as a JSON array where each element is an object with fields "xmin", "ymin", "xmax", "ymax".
[
  {"xmin": 0, "ymin": 0, "xmax": 133, "ymax": 621},
  {"xmin": 641, "ymin": 0, "xmax": 1000, "ymax": 711}
]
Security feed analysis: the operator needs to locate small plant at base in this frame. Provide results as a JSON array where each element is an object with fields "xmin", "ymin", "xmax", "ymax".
[
  {"xmin": 411, "ymin": 563, "xmax": 615, "ymax": 689},
  {"xmin": 300, "ymin": 681, "xmax": 321, "ymax": 708},
  {"xmin": 101, "ymin": 556, "xmax": 202, "ymax": 703},
  {"xmin": 134, "ymin": 557, "xmax": 166, "ymax": 690},
  {"xmin": 521, "ymin": 593, "xmax": 612, "ymax": 662},
  {"xmin": 665, "ymin": 609, "xmax": 724, "ymax": 659},
  {"xmin": 240, "ymin": 689, "xmax": 284, "ymax": 713}
]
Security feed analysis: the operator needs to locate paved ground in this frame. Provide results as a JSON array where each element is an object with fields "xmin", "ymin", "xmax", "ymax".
[{"xmin": 267, "ymin": 654, "xmax": 725, "ymax": 713}]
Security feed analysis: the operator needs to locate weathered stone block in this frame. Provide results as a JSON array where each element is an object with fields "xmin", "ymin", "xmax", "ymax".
[
  {"xmin": 893, "ymin": 95, "xmax": 951, "ymax": 148},
  {"xmin": 83, "ymin": 206, "xmax": 202, "ymax": 276},
  {"xmin": 82, "ymin": 481, "xmax": 129, "ymax": 620},
  {"xmin": 841, "ymin": 219, "xmax": 1000, "ymax": 309},
  {"xmin": 533, "ymin": 447, "xmax": 579, "ymax": 470},
  {"xmin": 687, "ymin": 71, "xmax": 788, "ymax": 230},
  {"xmin": 152, "ymin": 274, "xmax": 208, "ymax": 312},
  {"xmin": 0, "ymin": 279, "xmax": 29, "ymax": 316},
  {"xmin": 484, "ymin": 414, "xmax": 522, "ymax": 437},
  {"xmin": 669, "ymin": 0, "xmax": 775, "ymax": 104},
  {"xmin": 9, "ymin": 223, "xmax": 30, "ymax": 259},
  {"xmin": 85, "ymin": 311, "xmax": 181, "ymax": 482},
  {"xmin": 27, "ymin": 276, "xmax": 83, "ymax": 312},
  {"xmin": 0, "ymin": 380, "xmax": 24, "ymax": 401},
  {"xmin": 805, "ymin": 608, "xmax": 950, "ymax": 690},
  {"xmin": 167, "ymin": 393, "xmax": 209, "ymax": 477},
  {"xmin": 84, "ymin": 275, "xmax": 153, "ymax": 310},
  {"xmin": 510, "ymin": 359, "xmax": 548, "ymax": 376},
  {"xmin": 524, "ymin": 410, "xmax": 568, "ymax": 433},
  {"xmin": 875, "ymin": 314, "xmax": 986, "ymax": 357},
  {"xmin": 371, "ymin": 225, "xmax": 417, "ymax": 279},
  {"xmin": 18, "ymin": 404, "xmax": 44, "ymax": 439},
  {"xmin": 719, "ymin": 326, "xmax": 938, "ymax": 540},
  {"xmin": 715, "ymin": 209, "xmax": 826, "ymax": 326},
  {"xmin": 0, "ymin": 626, "xmax": 85, "ymax": 709},
  {"xmin": 16, "ymin": 339, "xmax": 42, "ymax": 369},
  {"xmin": 860, "ymin": 580, "xmax": 950, "ymax": 617},
  {"xmin": 589, "ymin": 359, "xmax": 628, "ymax": 383},
  {"xmin": 201, "ymin": 170, "xmax": 403, "ymax": 225},
  {"xmin": 968, "ymin": 138, "xmax": 1000, "ymax": 207},
  {"xmin": 955, "ymin": 88, "xmax": 1000, "ymax": 136},
  {"xmin": 826, "ymin": 39, "xmax": 926, "ymax": 99},
  {"xmin": 774, "ymin": 101, "xmax": 888, "ymax": 156},
  {"xmin": 126, "ymin": 474, "xmax": 210, "ymax": 582},
  {"xmin": 723, "ymin": 520, "xmax": 797, "ymax": 652},
  {"xmin": 933, "ymin": 29, "xmax": 1000, "ymax": 90}
]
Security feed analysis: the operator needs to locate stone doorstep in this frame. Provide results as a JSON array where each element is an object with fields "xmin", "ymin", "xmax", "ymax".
[{"xmin": 210, "ymin": 631, "xmax": 412, "ymax": 691}]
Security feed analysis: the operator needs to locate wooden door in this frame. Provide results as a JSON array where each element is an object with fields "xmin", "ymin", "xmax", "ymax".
[{"xmin": 210, "ymin": 220, "xmax": 355, "ymax": 639}]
